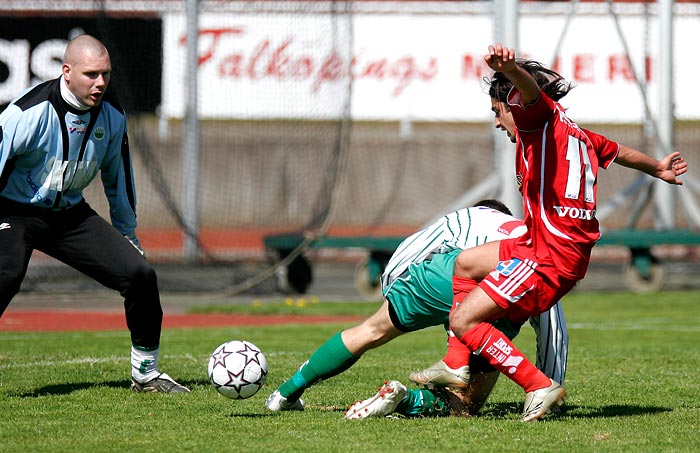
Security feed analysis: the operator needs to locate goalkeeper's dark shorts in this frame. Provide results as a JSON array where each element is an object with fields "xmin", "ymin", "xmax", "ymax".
[{"xmin": 0, "ymin": 197, "xmax": 163, "ymax": 347}]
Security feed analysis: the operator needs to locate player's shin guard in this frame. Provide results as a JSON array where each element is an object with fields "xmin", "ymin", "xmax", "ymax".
[
  {"xmin": 459, "ymin": 322, "xmax": 551, "ymax": 393},
  {"xmin": 278, "ymin": 331, "xmax": 359, "ymax": 401}
]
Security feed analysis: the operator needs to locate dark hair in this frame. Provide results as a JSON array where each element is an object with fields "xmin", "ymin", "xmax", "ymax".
[
  {"xmin": 485, "ymin": 59, "xmax": 574, "ymax": 103},
  {"xmin": 473, "ymin": 199, "xmax": 512, "ymax": 216}
]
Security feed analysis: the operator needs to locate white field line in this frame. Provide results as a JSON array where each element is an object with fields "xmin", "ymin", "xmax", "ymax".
[
  {"xmin": 568, "ymin": 319, "xmax": 700, "ymax": 331},
  {"xmin": 0, "ymin": 331, "xmax": 127, "ymax": 341},
  {"xmin": 0, "ymin": 353, "xmax": 201, "ymax": 370},
  {"xmin": 0, "ymin": 350, "xmax": 303, "ymax": 370}
]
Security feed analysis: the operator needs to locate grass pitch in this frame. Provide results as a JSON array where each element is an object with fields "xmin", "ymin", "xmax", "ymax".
[{"xmin": 1, "ymin": 291, "xmax": 699, "ymax": 452}]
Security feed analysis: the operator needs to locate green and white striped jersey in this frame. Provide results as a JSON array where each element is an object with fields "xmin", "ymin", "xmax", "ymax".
[{"xmin": 382, "ymin": 206, "xmax": 525, "ymax": 291}]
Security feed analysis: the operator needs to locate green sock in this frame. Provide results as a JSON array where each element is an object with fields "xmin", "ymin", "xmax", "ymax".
[
  {"xmin": 395, "ymin": 389, "xmax": 449, "ymax": 417},
  {"xmin": 278, "ymin": 331, "xmax": 359, "ymax": 401}
]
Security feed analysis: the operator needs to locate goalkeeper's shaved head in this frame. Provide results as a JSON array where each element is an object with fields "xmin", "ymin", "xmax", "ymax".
[{"xmin": 64, "ymin": 34, "xmax": 109, "ymax": 65}]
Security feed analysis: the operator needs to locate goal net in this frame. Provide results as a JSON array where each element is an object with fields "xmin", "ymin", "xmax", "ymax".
[{"xmin": 1, "ymin": 1, "xmax": 698, "ymax": 294}]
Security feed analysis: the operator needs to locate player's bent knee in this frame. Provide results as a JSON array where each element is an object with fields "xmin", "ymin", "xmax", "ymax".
[
  {"xmin": 453, "ymin": 253, "xmax": 472, "ymax": 278},
  {"xmin": 124, "ymin": 261, "xmax": 158, "ymax": 290}
]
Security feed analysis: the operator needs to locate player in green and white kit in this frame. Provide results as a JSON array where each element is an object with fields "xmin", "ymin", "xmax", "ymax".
[{"xmin": 265, "ymin": 200, "xmax": 568, "ymax": 417}]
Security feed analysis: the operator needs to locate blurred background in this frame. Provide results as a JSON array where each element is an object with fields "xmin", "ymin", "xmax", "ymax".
[{"xmin": 2, "ymin": 0, "xmax": 698, "ymax": 299}]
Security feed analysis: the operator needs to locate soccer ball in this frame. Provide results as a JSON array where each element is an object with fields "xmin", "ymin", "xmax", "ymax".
[{"xmin": 208, "ymin": 340, "xmax": 268, "ymax": 399}]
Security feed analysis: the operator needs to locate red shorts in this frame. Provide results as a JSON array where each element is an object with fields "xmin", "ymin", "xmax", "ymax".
[{"xmin": 478, "ymin": 238, "xmax": 579, "ymax": 323}]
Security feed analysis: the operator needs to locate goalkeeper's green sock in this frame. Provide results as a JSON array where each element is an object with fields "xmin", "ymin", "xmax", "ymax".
[
  {"xmin": 278, "ymin": 331, "xmax": 359, "ymax": 401},
  {"xmin": 395, "ymin": 388, "xmax": 449, "ymax": 417}
]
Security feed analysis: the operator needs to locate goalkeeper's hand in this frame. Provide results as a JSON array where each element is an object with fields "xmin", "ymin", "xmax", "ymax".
[{"xmin": 125, "ymin": 232, "xmax": 145, "ymax": 256}]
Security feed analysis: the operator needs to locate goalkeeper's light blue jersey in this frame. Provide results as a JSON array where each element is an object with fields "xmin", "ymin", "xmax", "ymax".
[
  {"xmin": 381, "ymin": 206, "xmax": 527, "ymax": 293},
  {"xmin": 0, "ymin": 77, "xmax": 137, "ymax": 236}
]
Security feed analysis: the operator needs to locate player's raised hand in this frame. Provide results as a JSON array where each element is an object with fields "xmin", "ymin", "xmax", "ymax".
[
  {"xmin": 484, "ymin": 44, "xmax": 516, "ymax": 72},
  {"xmin": 657, "ymin": 151, "xmax": 688, "ymax": 185}
]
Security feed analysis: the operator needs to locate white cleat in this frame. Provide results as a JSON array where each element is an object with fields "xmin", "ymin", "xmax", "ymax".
[
  {"xmin": 408, "ymin": 360, "xmax": 470, "ymax": 389},
  {"xmin": 344, "ymin": 380, "xmax": 407, "ymax": 420},
  {"xmin": 522, "ymin": 379, "xmax": 566, "ymax": 422},
  {"xmin": 265, "ymin": 390, "xmax": 305, "ymax": 411}
]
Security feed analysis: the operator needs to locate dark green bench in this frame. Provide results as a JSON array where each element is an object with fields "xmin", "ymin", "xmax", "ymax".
[{"xmin": 264, "ymin": 229, "xmax": 700, "ymax": 298}]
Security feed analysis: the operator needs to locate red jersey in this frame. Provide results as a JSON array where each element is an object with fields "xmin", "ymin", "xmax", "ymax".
[{"xmin": 508, "ymin": 89, "xmax": 619, "ymax": 280}]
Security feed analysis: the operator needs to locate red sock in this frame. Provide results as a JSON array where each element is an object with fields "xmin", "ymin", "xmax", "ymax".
[
  {"xmin": 443, "ymin": 331, "xmax": 471, "ymax": 369},
  {"xmin": 442, "ymin": 276, "xmax": 479, "ymax": 369},
  {"xmin": 459, "ymin": 322, "xmax": 551, "ymax": 392}
]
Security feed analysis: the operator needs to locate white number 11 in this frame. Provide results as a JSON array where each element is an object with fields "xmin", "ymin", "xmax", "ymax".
[{"xmin": 565, "ymin": 135, "xmax": 595, "ymax": 202}]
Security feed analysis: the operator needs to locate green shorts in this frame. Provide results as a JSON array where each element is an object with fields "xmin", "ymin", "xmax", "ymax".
[
  {"xmin": 384, "ymin": 250, "xmax": 459, "ymax": 332},
  {"xmin": 385, "ymin": 249, "xmax": 522, "ymax": 339}
]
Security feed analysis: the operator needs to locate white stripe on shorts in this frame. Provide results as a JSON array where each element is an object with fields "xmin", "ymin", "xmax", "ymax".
[{"xmin": 485, "ymin": 259, "xmax": 537, "ymax": 303}]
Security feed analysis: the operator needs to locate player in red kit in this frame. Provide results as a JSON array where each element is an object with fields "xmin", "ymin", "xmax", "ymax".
[{"xmin": 445, "ymin": 44, "xmax": 688, "ymax": 422}]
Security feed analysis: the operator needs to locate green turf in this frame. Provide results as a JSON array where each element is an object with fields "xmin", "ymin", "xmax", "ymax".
[{"xmin": 1, "ymin": 291, "xmax": 699, "ymax": 452}]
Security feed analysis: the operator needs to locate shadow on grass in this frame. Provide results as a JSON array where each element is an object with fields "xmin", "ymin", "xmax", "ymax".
[
  {"xmin": 227, "ymin": 413, "xmax": 278, "ymax": 418},
  {"xmin": 482, "ymin": 402, "xmax": 672, "ymax": 419},
  {"xmin": 13, "ymin": 379, "xmax": 207, "ymax": 397}
]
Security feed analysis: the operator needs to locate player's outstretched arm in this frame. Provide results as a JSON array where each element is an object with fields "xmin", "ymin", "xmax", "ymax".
[
  {"xmin": 484, "ymin": 43, "xmax": 539, "ymax": 105},
  {"xmin": 615, "ymin": 145, "xmax": 688, "ymax": 185}
]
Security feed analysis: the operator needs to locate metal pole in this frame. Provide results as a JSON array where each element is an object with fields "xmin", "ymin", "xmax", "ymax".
[
  {"xmin": 183, "ymin": 0, "xmax": 201, "ymax": 260},
  {"xmin": 493, "ymin": 0, "xmax": 521, "ymax": 218},
  {"xmin": 655, "ymin": 0, "xmax": 675, "ymax": 229}
]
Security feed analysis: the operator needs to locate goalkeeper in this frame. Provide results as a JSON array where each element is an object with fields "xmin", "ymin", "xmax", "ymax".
[
  {"xmin": 265, "ymin": 199, "xmax": 568, "ymax": 417},
  {"xmin": 0, "ymin": 35, "xmax": 187, "ymax": 393}
]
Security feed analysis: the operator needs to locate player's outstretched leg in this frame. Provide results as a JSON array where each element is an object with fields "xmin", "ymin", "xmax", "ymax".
[
  {"xmin": 265, "ymin": 331, "xmax": 358, "ymax": 411},
  {"xmin": 266, "ymin": 304, "xmax": 401, "ymax": 411}
]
